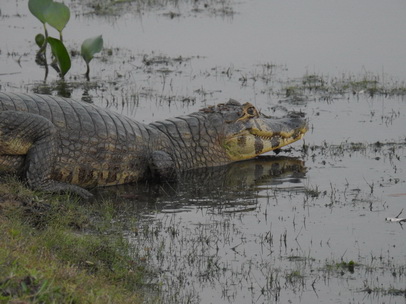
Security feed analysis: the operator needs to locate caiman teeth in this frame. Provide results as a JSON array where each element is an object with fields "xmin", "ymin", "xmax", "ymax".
[
  {"xmin": 252, "ymin": 127, "xmax": 307, "ymax": 141},
  {"xmin": 253, "ymin": 133, "xmax": 286, "ymax": 140},
  {"xmin": 257, "ymin": 135, "xmax": 272, "ymax": 140}
]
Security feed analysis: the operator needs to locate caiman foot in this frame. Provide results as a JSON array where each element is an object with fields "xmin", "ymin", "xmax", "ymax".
[{"xmin": 32, "ymin": 181, "xmax": 94, "ymax": 200}]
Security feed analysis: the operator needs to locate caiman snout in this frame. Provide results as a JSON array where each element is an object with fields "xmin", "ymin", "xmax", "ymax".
[{"xmin": 224, "ymin": 108, "xmax": 308, "ymax": 161}]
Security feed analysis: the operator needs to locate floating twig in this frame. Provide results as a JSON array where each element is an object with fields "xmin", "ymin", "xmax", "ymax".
[{"xmin": 385, "ymin": 208, "xmax": 406, "ymax": 223}]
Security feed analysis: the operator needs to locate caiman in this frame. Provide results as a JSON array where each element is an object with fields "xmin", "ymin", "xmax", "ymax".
[{"xmin": 0, "ymin": 92, "xmax": 308, "ymax": 199}]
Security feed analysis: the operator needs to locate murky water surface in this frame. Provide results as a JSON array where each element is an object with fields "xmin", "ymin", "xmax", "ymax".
[{"xmin": 1, "ymin": 0, "xmax": 406, "ymax": 303}]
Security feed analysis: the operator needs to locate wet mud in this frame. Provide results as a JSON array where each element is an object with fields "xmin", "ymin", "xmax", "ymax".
[{"xmin": 1, "ymin": 0, "xmax": 406, "ymax": 303}]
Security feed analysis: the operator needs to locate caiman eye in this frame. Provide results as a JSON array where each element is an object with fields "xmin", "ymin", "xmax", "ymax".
[
  {"xmin": 237, "ymin": 103, "xmax": 258, "ymax": 121},
  {"xmin": 247, "ymin": 107, "xmax": 256, "ymax": 116}
]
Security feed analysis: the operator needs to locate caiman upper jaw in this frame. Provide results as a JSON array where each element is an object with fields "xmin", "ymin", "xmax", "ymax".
[{"xmin": 224, "ymin": 116, "xmax": 308, "ymax": 161}]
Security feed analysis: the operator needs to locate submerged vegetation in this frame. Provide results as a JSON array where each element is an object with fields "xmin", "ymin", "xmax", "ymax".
[
  {"xmin": 303, "ymin": 72, "xmax": 406, "ymax": 97},
  {"xmin": 78, "ymin": 0, "xmax": 235, "ymax": 17},
  {"xmin": 279, "ymin": 72, "xmax": 406, "ymax": 102}
]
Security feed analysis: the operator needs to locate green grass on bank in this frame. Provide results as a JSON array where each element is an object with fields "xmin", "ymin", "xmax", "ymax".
[{"xmin": 0, "ymin": 176, "xmax": 150, "ymax": 304}]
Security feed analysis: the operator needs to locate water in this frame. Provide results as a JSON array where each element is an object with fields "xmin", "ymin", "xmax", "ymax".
[{"xmin": 1, "ymin": 0, "xmax": 406, "ymax": 303}]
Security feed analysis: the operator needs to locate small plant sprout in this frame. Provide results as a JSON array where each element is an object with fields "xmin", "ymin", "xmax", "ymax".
[
  {"xmin": 29, "ymin": 0, "xmax": 52, "ymax": 64},
  {"xmin": 43, "ymin": 1, "xmax": 70, "ymax": 41},
  {"xmin": 28, "ymin": 0, "xmax": 70, "ymax": 42},
  {"xmin": 81, "ymin": 35, "xmax": 104, "ymax": 80},
  {"xmin": 35, "ymin": 33, "xmax": 46, "ymax": 49},
  {"xmin": 28, "ymin": 0, "xmax": 71, "ymax": 78},
  {"xmin": 28, "ymin": 0, "xmax": 52, "ymax": 28},
  {"xmin": 47, "ymin": 37, "xmax": 71, "ymax": 78},
  {"xmin": 28, "ymin": 0, "xmax": 102, "ymax": 80}
]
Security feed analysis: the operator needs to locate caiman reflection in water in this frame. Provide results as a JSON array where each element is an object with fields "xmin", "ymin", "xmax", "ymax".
[{"xmin": 94, "ymin": 156, "xmax": 306, "ymax": 214}]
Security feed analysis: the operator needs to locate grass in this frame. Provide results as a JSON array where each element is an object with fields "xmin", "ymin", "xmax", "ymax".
[
  {"xmin": 361, "ymin": 285, "xmax": 406, "ymax": 297},
  {"xmin": 330, "ymin": 260, "xmax": 357, "ymax": 274},
  {"xmin": 0, "ymin": 176, "xmax": 150, "ymax": 304},
  {"xmin": 80, "ymin": 0, "xmax": 235, "ymax": 17},
  {"xmin": 279, "ymin": 72, "xmax": 406, "ymax": 101}
]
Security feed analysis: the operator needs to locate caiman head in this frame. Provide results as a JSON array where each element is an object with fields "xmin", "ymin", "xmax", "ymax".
[{"xmin": 202, "ymin": 99, "xmax": 308, "ymax": 161}]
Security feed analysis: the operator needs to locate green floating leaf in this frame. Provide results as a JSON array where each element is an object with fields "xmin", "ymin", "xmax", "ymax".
[
  {"xmin": 28, "ymin": 0, "xmax": 52, "ymax": 24},
  {"xmin": 81, "ymin": 35, "xmax": 104, "ymax": 64},
  {"xmin": 44, "ymin": 1, "xmax": 70, "ymax": 33},
  {"xmin": 35, "ymin": 33, "xmax": 46, "ymax": 48},
  {"xmin": 47, "ymin": 37, "xmax": 71, "ymax": 77}
]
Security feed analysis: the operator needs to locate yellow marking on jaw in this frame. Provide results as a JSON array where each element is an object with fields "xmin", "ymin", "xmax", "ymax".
[
  {"xmin": 224, "ymin": 126, "xmax": 307, "ymax": 161},
  {"xmin": 280, "ymin": 130, "xmax": 295, "ymax": 138},
  {"xmin": 250, "ymin": 128, "xmax": 273, "ymax": 138}
]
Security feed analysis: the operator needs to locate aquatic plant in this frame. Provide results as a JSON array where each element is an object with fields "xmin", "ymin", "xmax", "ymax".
[
  {"xmin": 28, "ymin": 0, "xmax": 103, "ymax": 80},
  {"xmin": 29, "ymin": 0, "xmax": 70, "ymax": 78},
  {"xmin": 47, "ymin": 36, "xmax": 71, "ymax": 78},
  {"xmin": 81, "ymin": 35, "xmax": 104, "ymax": 81}
]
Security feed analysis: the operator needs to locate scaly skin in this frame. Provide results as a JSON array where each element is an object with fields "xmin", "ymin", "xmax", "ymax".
[{"xmin": 0, "ymin": 93, "xmax": 308, "ymax": 198}]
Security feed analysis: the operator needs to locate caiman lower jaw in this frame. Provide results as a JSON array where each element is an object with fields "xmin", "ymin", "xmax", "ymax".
[
  {"xmin": 224, "ymin": 127, "xmax": 308, "ymax": 161},
  {"xmin": 251, "ymin": 131, "xmax": 306, "ymax": 150},
  {"xmin": 250, "ymin": 125, "xmax": 308, "ymax": 141},
  {"xmin": 255, "ymin": 132, "xmax": 305, "ymax": 150},
  {"xmin": 253, "ymin": 126, "xmax": 307, "ymax": 142}
]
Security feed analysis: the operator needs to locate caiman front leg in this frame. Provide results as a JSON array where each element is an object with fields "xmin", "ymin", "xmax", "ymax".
[
  {"xmin": 0, "ymin": 111, "xmax": 92, "ymax": 199},
  {"xmin": 149, "ymin": 150, "xmax": 177, "ymax": 182}
]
